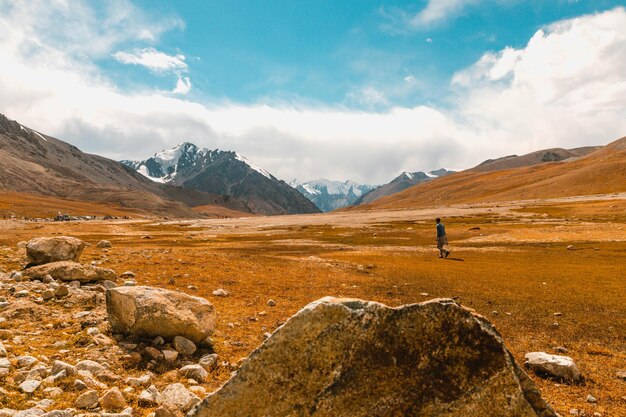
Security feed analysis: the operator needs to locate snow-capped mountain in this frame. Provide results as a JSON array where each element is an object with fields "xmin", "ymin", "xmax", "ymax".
[
  {"xmin": 291, "ymin": 179, "xmax": 376, "ymax": 212},
  {"xmin": 355, "ymin": 169, "xmax": 455, "ymax": 205},
  {"xmin": 122, "ymin": 143, "xmax": 319, "ymax": 215}
]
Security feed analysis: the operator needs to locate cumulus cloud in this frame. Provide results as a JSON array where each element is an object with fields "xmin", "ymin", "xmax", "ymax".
[
  {"xmin": 113, "ymin": 48, "xmax": 188, "ymax": 73},
  {"xmin": 0, "ymin": 2, "xmax": 625, "ymax": 184}
]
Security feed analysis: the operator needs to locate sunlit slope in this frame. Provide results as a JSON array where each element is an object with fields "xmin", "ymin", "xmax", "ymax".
[{"xmin": 357, "ymin": 136, "xmax": 626, "ymax": 209}]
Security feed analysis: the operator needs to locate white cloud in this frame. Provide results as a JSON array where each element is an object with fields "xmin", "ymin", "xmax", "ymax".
[
  {"xmin": 411, "ymin": 0, "xmax": 481, "ymax": 28},
  {"xmin": 113, "ymin": 48, "xmax": 188, "ymax": 73},
  {"xmin": 0, "ymin": 3, "xmax": 625, "ymax": 185},
  {"xmin": 172, "ymin": 76, "xmax": 192, "ymax": 95}
]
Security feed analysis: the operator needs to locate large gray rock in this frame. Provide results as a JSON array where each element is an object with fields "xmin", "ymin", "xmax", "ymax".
[
  {"xmin": 106, "ymin": 286, "xmax": 216, "ymax": 343},
  {"xmin": 22, "ymin": 261, "xmax": 116, "ymax": 283},
  {"xmin": 26, "ymin": 237, "xmax": 85, "ymax": 266},
  {"xmin": 189, "ymin": 297, "xmax": 556, "ymax": 417},
  {"xmin": 524, "ymin": 352, "xmax": 582, "ymax": 383}
]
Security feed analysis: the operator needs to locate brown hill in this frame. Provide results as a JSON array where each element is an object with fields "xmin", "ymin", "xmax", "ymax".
[
  {"xmin": 473, "ymin": 147, "xmax": 600, "ymax": 172},
  {"xmin": 0, "ymin": 114, "xmax": 248, "ymax": 218},
  {"xmin": 354, "ymin": 136, "xmax": 626, "ymax": 210}
]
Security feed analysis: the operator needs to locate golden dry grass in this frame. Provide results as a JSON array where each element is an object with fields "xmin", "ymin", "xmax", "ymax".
[{"xmin": 0, "ymin": 199, "xmax": 625, "ymax": 416}]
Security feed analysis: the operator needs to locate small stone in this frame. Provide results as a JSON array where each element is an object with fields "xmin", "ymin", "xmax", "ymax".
[
  {"xmin": 17, "ymin": 355, "xmax": 39, "ymax": 368},
  {"xmin": 51, "ymin": 360, "xmax": 77, "ymax": 376},
  {"xmin": 14, "ymin": 290, "xmax": 29, "ymax": 297},
  {"xmin": 267, "ymin": 299, "xmax": 276, "ymax": 307},
  {"xmin": 199, "ymin": 354, "xmax": 218, "ymax": 371},
  {"xmin": 97, "ymin": 241, "xmax": 112, "ymax": 249},
  {"xmin": 42, "ymin": 275, "xmax": 54, "ymax": 284},
  {"xmin": 153, "ymin": 336, "xmax": 165, "ymax": 346},
  {"xmin": 19, "ymin": 380, "xmax": 41, "ymax": 394},
  {"xmin": 567, "ymin": 245, "xmax": 575, "ymax": 250},
  {"xmin": 75, "ymin": 389, "xmax": 99, "ymax": 409},
  {"xmin": 125, "ymin": 373, "xmax": 152, "ymax": 388},
  {"xmin": 138, "ymin": 385, "xmax": 160, "ymax": 407},
  {"xmin": 187, "ymin": 285, "xmax": 197, "ymax": 290},
  {"xmin": 179, "ymin": 364, "xmax": 208, "ymax": 382},
  {"xmin": 41, "ymin": 290, "xmax": 55, "ymax": 301},
  {"xmin": 154, "ymin": 404, "xmax": 183, "ymax": 417},
  {"xmin": 157, "ymin": 383, "xmax": 200, "ymax": 412},
  {"xmin": 100, "ymin": 387, "xmax": 127, "ymax": 411},
  {"xmin": 212, "ymin": 289, "xmax": 230, "ymax": 297},
  {"xmin": 162, "ymin": 350, "xmax": 178, "ymax": 362},
  {"xmin": 173, "ymin": 336, "xmax": 196, "ymax": 355},
  {"xmin": 87, "ymin": 327, "xmax": 99, "ymax": 335},
  {"xmin": 42, "ymin": 387, "xmax": 63, "ymax": 398},
  {"xmin": 102, "ymin": 280, "xmax": 117, "ymax": 289},
  {"xmin": 0, "ymin": 341, "xmax": 6, "ymax": 357},
  {"xmin": 74, "ymin": 379, "xmax": 88, "ymax": 391},
  {"xmin": 144, "ymin": 347, "xmax": 163, "ymax": 361},
  {"xmin": 123, "ymin": 280, "xmax": 136, "ymax": 286},
  {"xmin": 75, "ymin": 360, "xmax": 106, "ymax": 375},
  {"xmin": 616, "ymin": 370, "xmax": 626, "ymax": 380},
  {"xmin": 553, "ymin": 346, "xmax": 569, "ymax": 354},
  {"xmin": 586, "ymin": 394, "xmax": 596, "ymax": 403},
  {"xmin": 553, "ymin": 312, "xmax": 562, "ymax": 316},
  {"xmin": 54, "ymin": 285, "xmax": 69, "ymax": 298},
  {"xmin": 491, "ymin": 311, "xmax": 498, "ymax": 316},
  {"xmin": 120, "ymin": 271, "xmax": 135, "ymax": 278}
]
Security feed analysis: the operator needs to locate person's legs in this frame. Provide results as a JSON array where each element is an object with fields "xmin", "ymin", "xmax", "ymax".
[{"xmin": 437, "ymin": 238, "xmax": 444, "ymax": 258}]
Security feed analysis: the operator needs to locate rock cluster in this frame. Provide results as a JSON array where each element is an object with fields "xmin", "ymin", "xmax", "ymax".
[{"xmin": 190, "ymin": 297, "xmax": 557, "ymax": 417}]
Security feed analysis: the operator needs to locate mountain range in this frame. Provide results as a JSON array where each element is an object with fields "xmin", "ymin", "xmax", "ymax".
[
  {"xmin": 122, "ymin": 143, "xmax": 319, "ymax": 215},
  {"xmin": 291, "ymin": 179, "xmax": 376, "ymax": 212},
  {"xmin": 352, "ymin": 139, "xmax": 626, "ymax": 210}
]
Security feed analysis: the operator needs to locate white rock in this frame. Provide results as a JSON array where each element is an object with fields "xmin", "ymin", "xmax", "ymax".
[
  {"xmin": 524, "ymin": 352, "xmax": 582, "ymax": 383},
  {"xmin": 19, "ymin": 380, "xmax": 41, "ymax": 393},
  {"xmin": 199, "ymin": 354, "xmax": 219, "ymax": 371},
  {"xmin": 106, "ymin": 286, "xmax": 216, "ymax": 344},
  {"xmin": 26, "ymin": 237, "xmax": 85, "ymax": 266},
  {"xmin": 157, "ymin": 383, "xmax": 200, "ymax": 412},
  {"xmin": 178, "ymin": 365, "xmax": 208, "ymax": 383},
  {"xmin": 75, "ymin": 389, "xmax": 99, "ymax": 409},
  {"xmin": 211, "ymin": 289, "xmax": 229, "ymax": 297}
]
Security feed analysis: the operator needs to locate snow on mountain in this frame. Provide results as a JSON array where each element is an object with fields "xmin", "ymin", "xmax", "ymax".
[
  {"xmin": 293, "ymin": 179, "xmax": 376, "ymax": 212},
  {"xmin": 354, "ymin": 169, "xmax": 456, "ymax": 206}
]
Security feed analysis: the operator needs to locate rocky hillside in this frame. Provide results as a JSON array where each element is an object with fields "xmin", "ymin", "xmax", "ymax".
[
  {"xmin": 0, "ymin": 114, "xmax": 246, "ymax": 218},
  {"xmin": 291, "ymin": 179, "xmax": 375, "ymax": 212},
  {"xmin": 123, "ymin": 143, "xmax": 320, "ymax": 216},
  {"xmin": 354, "ymin": 169, "xmax": 455, "ymax": 206}
]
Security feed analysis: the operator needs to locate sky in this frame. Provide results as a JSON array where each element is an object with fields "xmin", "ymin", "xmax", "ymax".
[{"xmin": 1, "ymin": 0, "xmax": 625, "ymax": 184}]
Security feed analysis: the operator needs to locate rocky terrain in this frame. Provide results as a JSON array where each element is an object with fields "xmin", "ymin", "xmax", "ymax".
[{"xmin": 0, "ymin": 196, "xmax": 624, "ymax": 416}]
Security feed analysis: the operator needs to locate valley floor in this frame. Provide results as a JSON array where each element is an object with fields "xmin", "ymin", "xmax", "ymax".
[{"xmin": 1, "ymin": 196, "xmax": 625, "ymax": 416}]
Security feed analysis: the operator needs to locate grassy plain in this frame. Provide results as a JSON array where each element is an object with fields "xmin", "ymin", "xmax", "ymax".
[{"xmin": 0, "ymin": 196, "xmax": 624, "ymax": 416}]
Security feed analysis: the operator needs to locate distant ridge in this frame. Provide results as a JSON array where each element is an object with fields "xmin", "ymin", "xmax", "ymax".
[{"xmin": 354, "ymin": 169, "xmax": 455, "ymax": 206}]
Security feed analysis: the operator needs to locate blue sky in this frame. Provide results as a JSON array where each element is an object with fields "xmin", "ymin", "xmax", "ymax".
[
  {"xmin": 108, "ymin": 0, "xmax": 625, "ymax": 108},
  {"xmin": 1, "ymin": 1, "xmax": 625, "ymax": 183}
]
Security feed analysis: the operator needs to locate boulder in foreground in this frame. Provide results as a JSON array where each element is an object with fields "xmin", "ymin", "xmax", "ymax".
[
  {"xmin": 22, "ymin": 261, "xmax": 116, "ymax": 283},
  {"xmin": 106, "ymin": 286, "xmax": 216, "ymax": 343},
  {"xmin": 190, "ymin": 297, "xmax": 556, "ymax": 417},
  {"xmin": 26, "ymin": 236, "xmax": 85, "ymax": 266}
]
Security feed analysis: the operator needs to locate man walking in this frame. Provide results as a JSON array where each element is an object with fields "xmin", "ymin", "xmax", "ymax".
[{"xmin": 435, "ymin": 218, "xmax": 450, "ymax": 258}]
